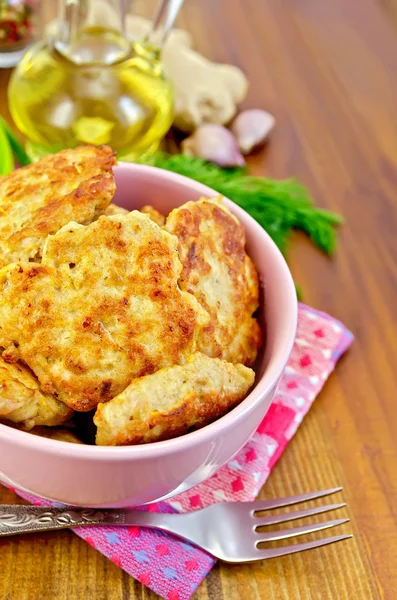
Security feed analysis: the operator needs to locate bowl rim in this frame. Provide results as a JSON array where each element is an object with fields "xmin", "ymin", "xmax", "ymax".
[{"xmin": 0, "ymin": 162, "xmax": 298, "ymax": 460}]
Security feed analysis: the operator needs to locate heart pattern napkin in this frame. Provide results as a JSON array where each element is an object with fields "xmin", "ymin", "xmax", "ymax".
[{"xmin": 6, "ymin": 303, "xmax": 353, "ymax": 600}]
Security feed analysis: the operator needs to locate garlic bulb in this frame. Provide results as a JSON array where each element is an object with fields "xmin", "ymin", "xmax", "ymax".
[
  {"xmin": 231, "ymin": 109, "xmax": 275, "ymax": 154},
  {"xmin": 182, "ymin": 124, "xmax": 245, "ymax": 167}
]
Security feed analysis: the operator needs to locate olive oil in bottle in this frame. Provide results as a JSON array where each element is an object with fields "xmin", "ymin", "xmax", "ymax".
[{"xmin": 8, "ymin": 0, "xmax": 177, "ymax": 160}]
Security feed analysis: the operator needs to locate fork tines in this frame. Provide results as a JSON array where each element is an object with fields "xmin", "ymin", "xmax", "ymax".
[{"xmin": 250, "ymin": 487, "xmax": 352, "ymax": 561}]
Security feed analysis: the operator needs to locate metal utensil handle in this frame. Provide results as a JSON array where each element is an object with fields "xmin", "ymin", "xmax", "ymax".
[{"xmin": 0, "ymin": 505, "xmax": 125, "ymax": 536}]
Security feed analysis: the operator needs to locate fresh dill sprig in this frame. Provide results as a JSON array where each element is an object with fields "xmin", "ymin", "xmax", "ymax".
[{"xmin": 137, "ymin": 153, "xmax": 343, "ymax": 256}]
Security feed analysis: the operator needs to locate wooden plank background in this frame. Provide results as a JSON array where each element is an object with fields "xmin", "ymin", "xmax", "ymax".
[{"xmin": 1, "ymin": 0, "xmax": 396, "ymax": 598}]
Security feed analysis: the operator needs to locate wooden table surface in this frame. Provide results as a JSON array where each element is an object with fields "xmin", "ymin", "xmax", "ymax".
[{"xmin": 1, "ymin": 0, "xmax": 396, "ymax": 598}]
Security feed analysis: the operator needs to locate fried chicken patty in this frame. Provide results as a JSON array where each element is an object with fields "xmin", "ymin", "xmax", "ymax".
[
  {"xmin": 104, "ymin": 203, "xmax": 129, "ymax": 216},
  {"xmin": 140, "ymin": 205, "xmax": 166, "ymax": 227},
  {"xmin": 0, "ymin": 145, "xmax": 116, "ymax": 266},
  {"xmin": 29, "ymin": 427, "xmax": 83, "ymax": 444},
  {"xmin": 0, "ymin": 212, "xmax": 209, "ymax": 411},
  {"xmin": 0, "ymin": 358, "xmax": 72, "ymax": 429},
  {"xmin": 165, "ymin": 197, "xmax": 262, "ymax": 366},
  {"xmin": 94, "ymin": 352, "xmax": 254, "ymax": 445},
  {"xmin": 104, "ymin": 204, "xmax": 165, "ymax": 227}
]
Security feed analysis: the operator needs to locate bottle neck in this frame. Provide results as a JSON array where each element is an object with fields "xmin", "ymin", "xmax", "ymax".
[
  {"xmin": 146, "ymin": 0, "xmax": 185, "ymax": 48},
  {"xmin": 54, "ymin": 0, "xmax": 130, "ymax": 65}
]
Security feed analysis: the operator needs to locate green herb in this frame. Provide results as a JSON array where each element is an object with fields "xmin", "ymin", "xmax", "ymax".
[
  {"xmin": 0, "ymin": 118, "xmax": 31, "ymax": 174},
  {"xmin": 137, "ymin": 153, "xmax": 343, "ymax": 256},
  {"xmin": 0, "ymin": 117, "xmax": 30, "ymax": 167},
  {"xmin": 0, "ymin": 121, "xmax": 14, "ymax": 176},
  {"xmin": 295, "ymin": 284, "xmax": 303, "ymax": 302}
]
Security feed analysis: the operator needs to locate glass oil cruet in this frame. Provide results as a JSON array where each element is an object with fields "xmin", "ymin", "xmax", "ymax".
[{"xmin": 8, "ymin": 0, "xmax": 184, "ymax": 160}]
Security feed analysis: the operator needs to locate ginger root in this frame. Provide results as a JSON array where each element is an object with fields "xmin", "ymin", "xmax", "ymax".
[
  {"xmin": 162, "ymin": 38, "xmax": 248, "ymax": 132},
  {"xmin": 46, "ymin": 4, "xmax": 248, "ymax": 133}
]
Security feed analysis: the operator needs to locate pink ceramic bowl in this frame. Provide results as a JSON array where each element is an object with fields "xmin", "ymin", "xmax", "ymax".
[{"xmin": 0, "ymin": 163, "xmax": 297, "ymax": 507}]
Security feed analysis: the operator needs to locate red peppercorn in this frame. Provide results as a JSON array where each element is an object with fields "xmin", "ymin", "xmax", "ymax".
[{"xmin": 0, "ymin": 2, "xmax": 33, "ymax": 51}]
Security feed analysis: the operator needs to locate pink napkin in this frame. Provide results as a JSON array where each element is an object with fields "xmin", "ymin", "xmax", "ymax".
[{"xmin": 7, "ymin": 303, "xmax": 353, "ymax": 600}]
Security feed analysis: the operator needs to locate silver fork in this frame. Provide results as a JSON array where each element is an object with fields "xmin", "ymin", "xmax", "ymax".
[{"xmin": 0, "ymin": 487, "xmax": 351, "ymax": 562}]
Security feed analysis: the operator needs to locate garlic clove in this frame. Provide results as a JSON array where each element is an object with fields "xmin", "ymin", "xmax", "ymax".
[
  {"xmin": 231, "ymin": 109, "xmax": 275, "ymax": 155},
  {"xmin": 181, "ymin": 124, "xmax": 245, "ymax": 167}
]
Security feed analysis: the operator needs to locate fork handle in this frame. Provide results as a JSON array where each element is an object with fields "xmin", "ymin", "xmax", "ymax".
[
  {"xmin": 0, "ymin": 505, "xmax": 127, "ymax": 536},
  {"xmin": 0, "ymin": 505, "xmax": 200, "ymax": 546}
]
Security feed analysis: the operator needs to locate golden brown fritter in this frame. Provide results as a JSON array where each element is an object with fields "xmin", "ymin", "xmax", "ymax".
[
  {"xmin": 0, "ymin": 145, "xmax": 116, "ymax": 266},
  {"xmin": 104, "ymin": 203, "xmax": 129, "ymax": 216},
  {"xmin": 94, "ymin": 352, "xmax": 254, "ymax": 445},
  {"xmin": 165, "ymin": 197, "xmax": 262, "ymax": 366},
  {"xmin": 104, "ymin": 205, "xmax": 165, "ymax": 225},
  {"xmin": 140, "ymin": 205, "xmax": 166, "ymax": 227},
  {"xmin": 28, "ymin": 427, "xmax": 83, "ymax": 444},
  {"xmin": 0, "ymin": 358, "xmax": 72, "ymax": 430},
  {"xmin": 0, "ymin": 212, "xmax": 209, "ymax": 412}
]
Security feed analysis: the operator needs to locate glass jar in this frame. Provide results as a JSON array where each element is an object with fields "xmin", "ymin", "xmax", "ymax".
[{"xmin": 8, "ymin": 0, "xmax": 184, "ymax": 159}]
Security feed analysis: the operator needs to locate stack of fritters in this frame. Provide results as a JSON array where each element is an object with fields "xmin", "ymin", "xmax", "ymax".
[
  {"xmin": 0, "ymin": 145, "xmax": 116, "ymax": 266},
  {"xmin": 0, "ymin": 147, "xmax": 261, "ymax": 444}
]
